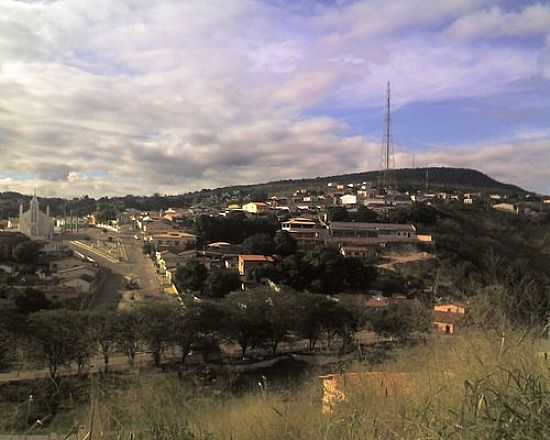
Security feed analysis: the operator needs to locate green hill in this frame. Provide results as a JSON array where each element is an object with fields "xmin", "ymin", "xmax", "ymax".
[{"xmin": 208, "ymin": 167, "xmax": 527, "ymax": 196}]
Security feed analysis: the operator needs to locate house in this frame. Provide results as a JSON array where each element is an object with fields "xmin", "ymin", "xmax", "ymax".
[
  {"xmin": 281, "ymin": 218, "xmax": 323, "ymax": 248},
  {"xmin": 432, "ymin": 302, "xmax": 466, "ymax": 335},
  {"xmin": 242, "ymin": 202, "xmax": 270, "ymax": 215},
  {"xmin": 340, "ymin": 194, "xmax": 357, "ymax": 207},
  {"xmin": 238, "ymin": 255, "xmax": 275, "ymax": 278},
  {"xmin": 492, "ymin": 203, "xmax": 519, "ymax": 215},
  {"xmin": 464, "ymin": 198, "xmax": 473, "ymax": 205}
]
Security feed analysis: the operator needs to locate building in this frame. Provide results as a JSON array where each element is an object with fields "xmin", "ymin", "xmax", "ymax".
[
  {"xmin": 281, "ymin": 218, "xmax": 323, "ymax": 248},
  {"xmin": 150, "ymin": 230, "xmax": 196, "ymax": 251},
  {"xmin": 432, "ymin": 302, "xmax": 466, "ymax": 335},
  {"xmin": 19, "ymin": 193, "xmax": 54, "ymax": 240},
  {"xmin": 242, "ymin": 202, "xmax": 270, "ymax": 215},
  {"xmin": 0, "ymin": 231, "xmax": 28, "ymax": 260},
  {"xmin": 492, "ymin": 203, "xmax": 519, "ymax": 215},
  {"xmin": 238, "ymin": 255, "xmax": 275, "ymax": 278},
  {"xmin": 327, "ymin": 222, "xmax": 417, "ymax": 246},
  {"xmin": 340, "ymin": 194, "xmax": 357, "ymax": 207}
]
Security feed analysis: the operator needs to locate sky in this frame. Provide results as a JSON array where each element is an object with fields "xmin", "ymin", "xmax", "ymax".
[{"xmin": 0, "ymin": 0, "xmax": 549, "ymax": 197}]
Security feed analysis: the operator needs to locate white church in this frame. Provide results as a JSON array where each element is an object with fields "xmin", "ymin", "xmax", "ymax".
[{"xmin": 19, "ymin": 192, "xmax": 54, "ymax": 240}]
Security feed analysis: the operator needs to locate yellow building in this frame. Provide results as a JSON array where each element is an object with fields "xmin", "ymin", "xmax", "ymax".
[{"xmin": 242, "ymin": 202, "xmax": 270, "ymax": 214}]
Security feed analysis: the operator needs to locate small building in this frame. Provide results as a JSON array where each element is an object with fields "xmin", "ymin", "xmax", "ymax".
[
  {"xmin": 492, "ymin": 203, "xmax": 519, "ymax": 215},
  {"xmin": 432, "ymin": 302, "xmax": 466, "ymax": 335},
  {"xmin": 242, "ymin": 202, "xmax": 270, "ymax": 215},
  {"xmin": 340, "ymin": 194, "xmax": 357, "ymax": 207},
  {"xmin": 238, "ymin": 255, "xmax": 275, "ymax": 278}
]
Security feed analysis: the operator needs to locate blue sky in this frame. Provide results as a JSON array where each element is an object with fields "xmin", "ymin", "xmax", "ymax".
[{"xmin": 0, "ymin": 0, "xmax": 549, "ymax": 196}]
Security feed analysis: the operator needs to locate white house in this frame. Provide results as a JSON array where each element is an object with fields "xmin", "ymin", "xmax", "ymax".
[{"xmin": 340, "ymin": 194, "xmax": 357, "ymax": 206}]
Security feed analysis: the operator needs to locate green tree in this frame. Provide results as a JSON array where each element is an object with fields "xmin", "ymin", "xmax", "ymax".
[
  {"xmin": 14, "ymin": 288, "xmax": 52, "ymax": 315},
  {"xmin": 242, "ymin": 233, "xmax": 275, "ymax": 255},
  {"xmin": 327, "ymin": 206, "xmax": 350, "ymax": 222},
  {"xmin": 369, "ymin": 302, "xmax": 431, "ymax": 340},
  {"xmin": 222, "ymin": 291, "xmax": 270, "ymax": 358},
  {"xmin": 175, "ymin": 259, "xmax": 208, "ymax": 294},
  {"xmin": 354, "ymin": 206, "xmax": 378, "ymax": 223},
  {"xmin": 28, "ymin": 310, "xmax": 90, "ymax": 384},
  {"xmin": 89, "ymin": 310, "xmax": 118, "ymax": 372},
  {"xmin": 274, "ymin": 230, "xmax": 297, "ymax": 256},
  {"xmin": 204, "ymin": 269, "xmax": 241, "ymax": 298},
  {"xmin": 138, "ymin": 303, "xmax": 176, "ymax": 367},
  {"xmin": 13, "ymin": 241, "xmax": 43, "ymax": 264},
  {"xmin": 114, "ymin": 309, "xmax": 142, "ymax": 366}
]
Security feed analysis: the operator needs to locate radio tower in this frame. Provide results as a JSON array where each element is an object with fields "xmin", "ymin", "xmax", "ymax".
[{"xmin": 380, "ymin": 81, "xmax": 395, "ymax": 189}]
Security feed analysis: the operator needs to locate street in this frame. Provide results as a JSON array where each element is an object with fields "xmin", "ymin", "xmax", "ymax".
[{"xmin": 66, "ymin": 226, "xmax": 162, "ymax": 308}]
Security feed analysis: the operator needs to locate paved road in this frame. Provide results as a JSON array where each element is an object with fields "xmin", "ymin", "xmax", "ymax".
[{"xmin": 66, "ymin": 227, "xmax": 161, "ymax": 308}]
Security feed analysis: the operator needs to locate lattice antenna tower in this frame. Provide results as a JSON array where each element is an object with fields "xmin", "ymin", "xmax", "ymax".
[{"xmin": 380, "ymin": 81, "xmax": 395, "ymax": 189}]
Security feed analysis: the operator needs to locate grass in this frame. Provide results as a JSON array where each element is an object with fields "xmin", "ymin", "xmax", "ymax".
[{"xmin": 53, "ymin": 329, "xmax": 550, "ymax": 440}]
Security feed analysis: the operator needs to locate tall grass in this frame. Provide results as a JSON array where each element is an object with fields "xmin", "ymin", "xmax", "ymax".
[{"xmin": 80, "ymin": 330, "xmax": 550, "ymax": 439}]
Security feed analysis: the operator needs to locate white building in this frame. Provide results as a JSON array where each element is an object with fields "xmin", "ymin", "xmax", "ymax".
[{"xmin": 19, "ymin": 192, "xmax": 54, "ymax": 240}]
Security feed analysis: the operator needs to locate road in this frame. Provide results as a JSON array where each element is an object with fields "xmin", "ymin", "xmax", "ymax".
[{"xmin": 66, "ymin": 226, "xmax": 161, "ymax": 308}]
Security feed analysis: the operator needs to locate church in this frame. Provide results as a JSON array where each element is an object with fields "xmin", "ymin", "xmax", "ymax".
[{"xmin": 19, "ymin": 192, "xmax": 54, "ymax": 240}]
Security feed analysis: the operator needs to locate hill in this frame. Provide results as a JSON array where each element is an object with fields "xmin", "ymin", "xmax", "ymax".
[{"xmin": 208, "ymin": 167, "xmax": 527, "ymax": 196}]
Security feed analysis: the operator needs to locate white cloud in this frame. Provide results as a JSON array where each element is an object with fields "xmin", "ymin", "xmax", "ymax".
[
  {"xmin": 0, "ymin": 0, "xmax": 548, "ymax": 197},
  {"xmin": 446, "ymin": 4, "xmax": 550, "ymax": 40}
]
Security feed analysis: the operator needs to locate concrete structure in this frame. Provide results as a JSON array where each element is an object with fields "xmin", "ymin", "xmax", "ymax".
[{"xmin": 19, "ymin": 193, "xmax": 54, "ymax": 240}]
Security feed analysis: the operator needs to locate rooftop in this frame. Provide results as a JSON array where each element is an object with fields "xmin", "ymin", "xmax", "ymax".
[
  {"xmin": 329, "ymin": 222, "xmax": 416, "ymax": 232},
  {"xmin": 239, "ymin": 255, "xmax": 275, "ymax": 263}
]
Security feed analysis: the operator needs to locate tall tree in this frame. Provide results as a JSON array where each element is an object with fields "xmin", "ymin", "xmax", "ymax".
[{"xmin": 175, "ymin": 259, "xmax": 208, "ymax": 294}]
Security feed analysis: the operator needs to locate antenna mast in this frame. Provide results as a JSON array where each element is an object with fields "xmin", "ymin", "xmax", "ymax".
[{"xmin": 380, "ymin": 81, "xmax": 395, "ymax": 189}]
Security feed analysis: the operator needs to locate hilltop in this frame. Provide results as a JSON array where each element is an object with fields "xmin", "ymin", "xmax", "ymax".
[{"xmin": 208, "ymin": 167, "xmax": 527, "ymax": 196}]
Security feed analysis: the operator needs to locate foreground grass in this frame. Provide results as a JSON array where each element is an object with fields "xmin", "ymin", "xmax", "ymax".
[{"xmin": 71, "ymin": 330, "xmax": 550, "ymax": 440}]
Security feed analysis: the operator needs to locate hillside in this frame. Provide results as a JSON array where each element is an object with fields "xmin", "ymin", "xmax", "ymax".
[
  {"xmin": 0, "ymin": 167, "xmax": 528, "ymax": 218},
  {"xmin": 208, "ymin": 167, "xmax": 527, "ymax": 196}
]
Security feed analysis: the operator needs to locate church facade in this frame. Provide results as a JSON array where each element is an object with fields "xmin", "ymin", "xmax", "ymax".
[{"xmin": 19, "ymin": 193, "xmax": 54, "ymax": 240}]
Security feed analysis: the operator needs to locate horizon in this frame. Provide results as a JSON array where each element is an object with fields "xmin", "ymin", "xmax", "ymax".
[{"xmin": 1, "ymin": 0, "xmax": 549, "ymax": 197}]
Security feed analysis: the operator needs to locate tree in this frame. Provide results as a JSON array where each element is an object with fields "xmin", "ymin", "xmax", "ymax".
[
  {"xmin": 89, "ymin": 310, "xmax": 118, "ymax": 372},
  {"xmin": 96, "ymin": 206, "xmax": 118, "ymax": 224},
  {"xmin": 274, "ymin": 230, "xmax": 297, "ymax": 256},
  {"xmin": 114, "ymin": 309, "xmax": 142, "ymax": 366},
  {"xmin": 242, "ymin": 233, "xmax": 275, "ymax": 255},
  {"xmin": 327, "ymin": 206, "xmax": 350, "ymax": 222},
  {"xmin": 14, "ymin": 288, "xmax": 52, "ymax": 315},
  {"xmin": 354, "ymin": 206, "xmax": 378, "ymax": 223},
  {"xmin": 175, "ymin": 259, "xmax": 208, "ymax": 294},
  {"xmin": 222, "ymin": 291, "xmax": 270, "ymax": 358},
  {"xmin": 138, "ymin": 303, "xmax": 176, "ymax": 367},
  {"xmin": 369, "ymin": 302, "xmax": 431, "ymax": 340},
  {"xmin": 13, "ymin": 241, "xmax": 43, "ymax": 264},
  {"xmin": 204, "ymin": 269, "xmax": 241, "ymax": 298},
  {"xmin": 28, "ymin": 310, "xmax": 91, "ymax": 384}
]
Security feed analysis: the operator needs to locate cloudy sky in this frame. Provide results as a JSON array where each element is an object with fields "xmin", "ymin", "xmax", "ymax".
[{"xmin": 1, "ymin": 0, "xmax": 549, "ymax": 197}]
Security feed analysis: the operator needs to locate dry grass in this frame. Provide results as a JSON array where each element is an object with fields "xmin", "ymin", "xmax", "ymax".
[{"xmin": 74, "ymin": 330, "xmax": 550, "ymax": 439}]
